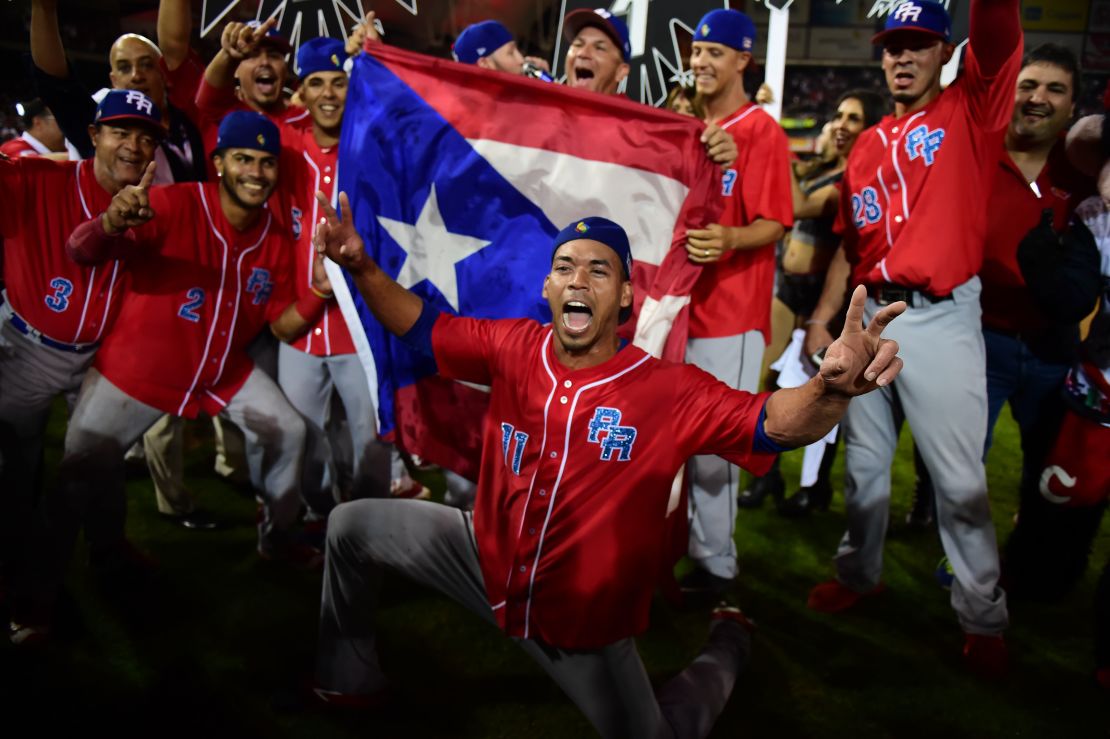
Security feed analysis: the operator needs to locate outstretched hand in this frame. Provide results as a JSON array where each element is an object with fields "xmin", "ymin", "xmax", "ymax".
[
  {"xmin": 103, "ymin": 160, "xmax": 156, "ymax": 234},
  {"xmin": 221, "ymin": 16, "xmax": 277, "ymax": 61},
  {"xmin": 314, "ymin": 191, "xmax": 370, "ymax": 274},
  {"xmin": 819, "ymin": 285, "xmax": 905, "ymax": 396}
]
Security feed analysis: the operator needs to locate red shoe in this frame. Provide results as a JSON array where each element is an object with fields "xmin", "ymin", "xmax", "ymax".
[
  {"xmin": 1095, "ymin": 667, "xmax": 1109, "ymax": 692},
  {"xmin": 963, "ymin": 633, "xmax": 1008, "ymax": 680},
  {"xmin": 806, "ymin": 579, "xmax": 885, "ymax": 612},
  {"xmin": 711, "ymin": 603, "xmax": 757, "ymax": 634}
]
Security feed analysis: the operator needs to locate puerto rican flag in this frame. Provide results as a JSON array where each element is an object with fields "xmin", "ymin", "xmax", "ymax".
[{"xmin": 330, "ymin": 43, "xmax": 721, "ymax": 478}]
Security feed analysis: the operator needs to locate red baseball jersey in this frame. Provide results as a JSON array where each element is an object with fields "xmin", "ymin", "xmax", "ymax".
[
  {"xmin": 836, "ymin": 41, "xmax": 1022, "ymax": 295},
  {"xmin": 0, "ymin": 134, "xmax": 49, "ymax": 159},
  {"xmin": 0, "ymin": 157, "xmax": 122, "ymax": 345},
  {"xmin": 688, "ymin": 102, "xmax": 794, "ymax": 341},
  {"xmin": 980, "ymin": 139, "xmax": 1094, "ymax": 334},
  {"xmin": 94, "ymin": 181, "xmax": 295, "ymax": 417},
  {"xmin": 431, "ymin": 314, "xmax": 775, "ymax": 649},
  {"xmin": 285, "ymin": 129, "xmax": 355, "ymax": 356}
]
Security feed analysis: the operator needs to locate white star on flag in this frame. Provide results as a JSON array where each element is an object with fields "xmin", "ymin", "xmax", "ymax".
[{"xmin": 377, "ymin": 184, "xmax": 490, "ymax": 312}]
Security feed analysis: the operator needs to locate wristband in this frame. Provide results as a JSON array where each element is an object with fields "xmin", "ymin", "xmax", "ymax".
[
  {"xmin": 294, "ymin": 290, "xmax": 329, "ymax": 323},
  {"xmin": 310, "ymin": 286, "xmax": 334, "ymax": 300}
]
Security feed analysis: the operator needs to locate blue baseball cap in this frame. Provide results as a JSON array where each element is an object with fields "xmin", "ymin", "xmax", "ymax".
[
  {"xmin": 94, "ymin": 89, "xmax": 163, "ymax": 135},
  {"xmin": 452, "ymin": 20, "xmax": 514, "ymax": 64},
  {"xmin": 296, "ymin": 36, "xmax": 346, "ymax": 77},
  {"xmin": 551, "ymin": 217, "xmax": 633, "ymax": 280},
  {"xmin": 215, "ymin": 111, "xmax": 281, "ymax": 156},
  {"xmin": 693, "ymin": 9, "xmax": 757, "ymax": 53},
  {"xmin": 872, "ymin": 1, "xmax": 951, "ymax": 45},
  {"xmin": 246, "ymin": 19, "xmax": 292, "ymax": 54},
  {"xmin": 563, "ymin": 8, "xmax": 631, "ymax": 62}
]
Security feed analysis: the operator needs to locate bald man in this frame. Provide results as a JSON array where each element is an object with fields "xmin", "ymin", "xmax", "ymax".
[{"xmin": 29, "ymin": 0, "xmax": 207, "ymax": 183}]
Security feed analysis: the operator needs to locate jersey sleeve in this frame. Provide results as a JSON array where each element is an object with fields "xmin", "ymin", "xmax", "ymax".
[
  {"xmin": 431, "ymin": 314, "xmax": 537, "ymax": 386},
  {"xmin": 963, "ymin": 0, "xmax": 1023, "ymax": 132},
  {"xmin": 161, "ymin": 49, "xmax": 206, "ymax": 128},
  {"xmin": 264, "ymin": 237, "xmax": 298, "ymax": 324},
  {"xmin": 738, "ymin": 116, "xmax": 795, "ymax": 229},
  {"xmin": 0, "ymin": 157, "xmax": 28, "ymax": 237},
  {"xmin": 195, "ymin": 77, "xmax": 243, "ymax": 126},
  {"xmin": 674, "ymin": 367, "xmax": 777, "ymax": 475}
]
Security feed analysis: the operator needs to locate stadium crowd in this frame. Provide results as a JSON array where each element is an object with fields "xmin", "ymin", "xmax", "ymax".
[{"xmin": 0, "ymin": 0, "xmax": 1108, "ymax": 735}]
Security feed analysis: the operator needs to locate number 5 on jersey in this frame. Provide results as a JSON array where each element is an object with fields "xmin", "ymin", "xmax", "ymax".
[{"xmin": 178, "ymin": 288, "xmax": 205, "ymax": 322}]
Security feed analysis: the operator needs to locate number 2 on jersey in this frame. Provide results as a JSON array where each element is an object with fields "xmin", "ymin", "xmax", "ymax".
[
  {"xmin": 178, "ymin": 288, "xmax": 206, "ymax": 323},
  {"xmin": 851, "ymin": 187, "xmax": 882, "ymax": 228}
]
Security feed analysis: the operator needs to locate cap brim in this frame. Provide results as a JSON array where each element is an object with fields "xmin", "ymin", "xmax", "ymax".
[
  {"xmin": 260, "ymin": 36, "xmax": 293, "ymax": 55},
  {"xmin": 871, "ymin": 27, "xmax": 948, "ymax": 45},
  {"xmin": 96, "ymin": 114, "xmax": 165, "ymax": 138},
  {"xmin": 563, "ymin": 9, "xmax": 625, "ymax": 59}
]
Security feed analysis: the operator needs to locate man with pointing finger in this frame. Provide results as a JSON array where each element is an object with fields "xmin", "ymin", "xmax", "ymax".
[
  {"xmin": 0, "ymin": 89, "xmax": 160, "ymax": 629},
  {"xmin": 13, "ymin": 111, "xmax": 334, "ymax": 641},
  {"xmin": 310, "ymin": 192, "xmax": 903, "ymax": 734}
]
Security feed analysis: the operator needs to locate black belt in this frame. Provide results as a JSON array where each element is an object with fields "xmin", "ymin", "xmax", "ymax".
[
  {"xmin": 868, "ymin": 284, "xmax": 953, "ymax": 307},
  {"xmin": 0, "ymin": 293, "xmax": 99, "ymax": 354}
]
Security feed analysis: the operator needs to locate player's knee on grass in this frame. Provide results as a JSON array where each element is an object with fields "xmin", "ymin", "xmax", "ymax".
[{"xmin": 326, "ymin": 498, "xmax": 380, "ymax": 560}]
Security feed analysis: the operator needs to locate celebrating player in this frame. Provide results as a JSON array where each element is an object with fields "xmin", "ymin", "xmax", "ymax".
[
  {"xmin": 275, "ymin": 37, "xmax": 392, "ymax": 520},
  {"xmin": 680, "ymin": 9, "xmax": 795, "ymax": 595},
  {"xmin": 309, "ymin": 193, "xmax": 904, "ymax": 734},
  {"xmin": 11, "ymin": 112, "xmax": 335, "ymax": 643},
  {"xmin": 802, "ymin": 0, "xmax": 1021, "ymax": 678},
  {"xmin": 0, "ymin": 90, "xmax": 161, "ymax": 626}
]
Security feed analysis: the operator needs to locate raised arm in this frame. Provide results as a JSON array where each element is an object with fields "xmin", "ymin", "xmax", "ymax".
[
  {"xmin": 202, "ymin": 18, "xmax": 277, "ymax": 90},
  {"xmin": 313, "ymin": 190, "xmax": 423, "ymax": 336},
  {"xmin": 970, "ymin": 0, "xmax": 1021, "ymax": 78},
  {"xmin": 30, "ymin": 0, "xmax": 67, "ymax": 78},
  {"xmin": 157, "ymin": 0, "xmax": 192, "ymax": 72},
  {"xmin": 764, "ymin": 285, "xmax": 905, "ymax": 447}
]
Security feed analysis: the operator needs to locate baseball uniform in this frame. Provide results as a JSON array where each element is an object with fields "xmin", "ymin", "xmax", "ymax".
[
  {"xmin": 0, "ymin": 132, "xmax": 57, "ymax": 159},
  {"xmin": 41, "ymin": 179, "xmax": 317, "ymax": 598},
  {"xmin": 829, "ymin": 0, "xmax": 1021, "ymax": 634},
  {"xmin": 0, "ymin": 156, "xmax": 120, "ymax": 584},
  {"xmin": 318, "ymin": 311, "xmax": 775, "ymax": 734},
  {"xmin": 276, "ymin": 127, "xmax": 391, "ymax": 513},
  {"xmin": 686, "ymin": 102, "xmax": 793, "ymax": 580}
]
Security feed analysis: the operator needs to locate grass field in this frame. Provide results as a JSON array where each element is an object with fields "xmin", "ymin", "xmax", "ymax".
[{"xmin": 2, "ymin": 400, "xmax": 1108, "ymax": 738}]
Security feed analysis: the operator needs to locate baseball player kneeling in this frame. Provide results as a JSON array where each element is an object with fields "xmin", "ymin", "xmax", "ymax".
[{"xmin": 310, "ymin": 196, "xmax": 905, "ymax": 737}]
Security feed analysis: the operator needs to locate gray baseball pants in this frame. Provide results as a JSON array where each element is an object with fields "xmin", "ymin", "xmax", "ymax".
[
  {"xmin": 685, "ymin": 330, "xmax": 765, "ymax": 579},
  {"xmin": 0, "ymin": 312, "xmax": 93, "ymax": 579},
  {"xmin": 317, "ymin": 498, "xmax": 751, "ymax": 739},
  {"xmin": 836, "ymin": 277, "xmax": 1008, "ymax": 634},
  {"xmin": 31, "ymin": 366, "xmax": 307, "ymax": 604},
  {"xmin": 277, "ymin": 344, "xmax": 391, "ymax": 514}
]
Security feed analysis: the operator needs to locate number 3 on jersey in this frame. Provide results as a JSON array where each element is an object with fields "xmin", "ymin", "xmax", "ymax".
[
  {"xmin": 178, "ymin": 288, "xmax": 205, "ymax": 322},
  {"xmin": 851, "ymin": 187, "xmax": 882, "ymax": 229},
  {"xmin": 44, "ymin": 277, "xmax": 74, "ymax": 312}
]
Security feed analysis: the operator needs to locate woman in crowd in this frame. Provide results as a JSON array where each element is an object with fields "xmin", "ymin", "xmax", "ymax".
[{"xmin": 740, "ymin": 89, "xmax": 887, "ymax": 515}]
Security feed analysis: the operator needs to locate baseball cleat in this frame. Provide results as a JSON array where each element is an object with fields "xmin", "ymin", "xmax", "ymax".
[
  {"xmin": 710, "ymin": 603, "xmax": 757, "ymax": 634},
  {"xmin": 806, "ymin": 579, "xmax": 886, "ymax": 613},
  {"xmin": 962, "ymin": 633, "xmax": 1008, "ymax": 680}
]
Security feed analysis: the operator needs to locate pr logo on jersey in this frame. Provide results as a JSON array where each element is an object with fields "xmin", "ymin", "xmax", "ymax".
[
  {"xmin": 587, "ymin": 407, "xmax": 637, "ymax": 461},
  {"xmin": 721, "ymin": 168, "xmax": 738, "ymax": 197},
  {"xmin": 501, "ymin": 422, "xmax": 529, "ymax": 475},
  {"xmin": 246, "ymin": 268, "xmax": 274, "ymax": 305},
  {"xmin": 905, "ymin": 124, "xmax": 945, "ymax": 166},
  {"xmin": 291, "ymin": 206, "xmax": 303, "ymax": 240}
]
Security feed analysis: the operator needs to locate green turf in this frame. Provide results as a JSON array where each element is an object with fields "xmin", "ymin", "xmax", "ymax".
[{"xmin": 2, "ymin": 401, "xmax": 1107, "ymax": 737}]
